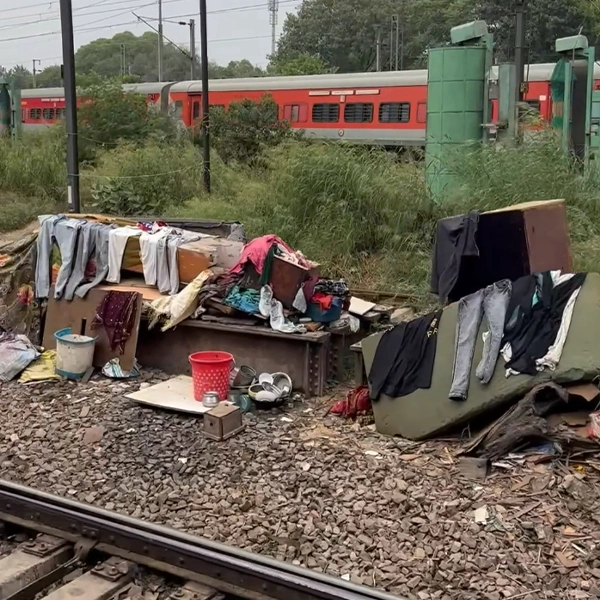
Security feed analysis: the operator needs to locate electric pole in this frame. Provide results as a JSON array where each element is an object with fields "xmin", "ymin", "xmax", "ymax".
[
  {"xmin": 515, "ymin": 0, "xmax": 526, "ymax": 103},
  {"xmin": 268, "ymin": 0, "xmax": 279, "ymax": 56},
  {"xmin": 120, "ymin": 44, "xmax": 126, "ymax": 76},
  {"xmin": 190, "ymin": 19, "xmax": 196, "ymax": 80},
  {"xmin": 179, "ymin": 20, "xmax": 196, "ymax": 79},
  {"xmin": 158, "ymin": 0, "xmax": 164, "ymax": 81},
  {"xmin": 390, "ymin": 15, "xmax": 399, "ymax": 71},
  {"xmin": 59, "ymin": 0, "xmax": 80, "ymax": 213},
  {"xmin": 199, "ymin": 0, "xmax": 211, "ymax": 192},
  {"xmin": 32, "ymin": 59, "xmax": 41, "ymax": 88}
]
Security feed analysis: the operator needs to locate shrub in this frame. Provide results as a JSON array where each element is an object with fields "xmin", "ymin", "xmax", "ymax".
[
  {"xmin": 209, "ymin": 95, "xmax": 298, "ymax": 166},
  {"xmin": 91, "ymin": 141, "xmax": 203, "ymax": 215}
]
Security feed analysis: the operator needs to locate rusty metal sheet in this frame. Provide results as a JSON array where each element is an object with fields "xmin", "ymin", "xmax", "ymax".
[{"xmin": 137, "ymin": 320, "xmax": 330, "ymax": 397}]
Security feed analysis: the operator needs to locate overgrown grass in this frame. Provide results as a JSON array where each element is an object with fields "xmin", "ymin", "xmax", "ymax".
[{"xmin": 1, "ymin": 129, "xmax": 599, "ymax": 306}]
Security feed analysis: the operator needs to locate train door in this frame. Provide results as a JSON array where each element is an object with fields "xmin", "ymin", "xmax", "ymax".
[{"xmin": 190, "ymin": 94, "xmax": 202, "ymax": 125}]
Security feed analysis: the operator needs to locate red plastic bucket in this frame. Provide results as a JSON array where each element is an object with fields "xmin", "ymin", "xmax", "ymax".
[{"xmin": 189, "ymin": 351, "xmax": 234, "ymax": 401}]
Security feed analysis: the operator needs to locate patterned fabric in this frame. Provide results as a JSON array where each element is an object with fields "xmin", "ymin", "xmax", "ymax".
[
  {"xmin": 92, "ymin": 291, "xmax": 138, "ymax": 353},
  {"xmin": 313, "ymin": 278, "xmax": 350, "ymax": 297},
  {"xmin": 0, "ymin": 230, "xmax": 42, "ymax": 345}
]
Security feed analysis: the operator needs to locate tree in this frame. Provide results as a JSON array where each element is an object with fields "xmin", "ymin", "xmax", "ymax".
[
  {"xmin": 210, "ymin": 96, "xmax": 296, "ymax": 165},
  {"xmin": 475, "ymin": 0, "xmax": 598, "ymax": 63},
  {"xmin": 77, "ymin": 78, "xmax": 177, "ymax": 161},
  {"xmin": 36, "ymin": 66, "xmax": 63, "ymax": 88},
  {"xmin": 7, "ymin": 65, "xmax": 33, "ymax": 89},
  {"xmin": 268, "ymin": 53, "xmax": 331, "ymax": 76}
]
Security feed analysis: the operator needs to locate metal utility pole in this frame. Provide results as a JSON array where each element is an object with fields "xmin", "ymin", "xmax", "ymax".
[
  {"xmin": 515, "ymin": 0, "xmax": 527, "ymax": 102},
  {"xmin": 158, "ymin": 0, "xmax": 164, "ymax": 81},
  {"xmin": 179, "ymin": 20, "xmax": 196, "ymax": 79},
  {"xmin": 199, "ymin": 0, "xmax": 211, "ymax": 192},
  {"xmin": 389, "ymin": 15, "xmax": 400, "ymax": 71},
  {"xmin": 376, "ymin": 26, "xmax": 382, "ymax": 72},
  {"xmin": 32, "ymin": 59, "xmax": 41, "ymax": 88},
  {"xmin": 268, "ymin": 0, "xmax": 279, "ymax": 56},
  {"xmin": 59, "ymin": 0, "xmax": 80, "ymax": 213},
  {"xmin": 120, "ymin": 44, "xmax": 126, "ymax": 76}
]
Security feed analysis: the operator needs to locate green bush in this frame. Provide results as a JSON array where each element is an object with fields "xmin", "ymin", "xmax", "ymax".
[
  {"xmin": 78, "ymin": 79, "xmax": 179, "ymax": 162},
  {"xmin": 0, "ymin": 130, "xmax": 65, "ymax": 202},
  {"xmin": 210, "ymin": 95, "xmax": 298, "ymax": 166},
  {"xmin": 91, "ymin": 141, "xmax": 203, "ymax": 216}
]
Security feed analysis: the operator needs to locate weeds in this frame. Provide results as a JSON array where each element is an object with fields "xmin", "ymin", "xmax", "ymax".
[{"xmin": 1, "ymin": 125, "xmax": 599, "ymax": 303}]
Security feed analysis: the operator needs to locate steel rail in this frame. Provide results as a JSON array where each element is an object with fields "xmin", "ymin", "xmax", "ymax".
[{"xmin": 0, "ymin": 480, "xmax": 404, "ymax": 600}]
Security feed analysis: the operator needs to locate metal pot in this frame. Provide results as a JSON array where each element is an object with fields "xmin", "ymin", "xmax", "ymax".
[{"xmin": 202, "ymin": 391, "xmax": 220, "ymax": 408}]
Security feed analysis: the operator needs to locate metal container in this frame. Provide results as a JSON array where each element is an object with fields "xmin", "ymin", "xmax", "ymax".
[{"xmin": 202, "ymin": 391, "xmax": 220, "ymax": 408}]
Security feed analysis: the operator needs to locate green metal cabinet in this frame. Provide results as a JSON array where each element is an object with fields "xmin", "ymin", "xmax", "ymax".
[{"xmin": 426, "ymin": 45, "xmax": 487, "ymax": 199}]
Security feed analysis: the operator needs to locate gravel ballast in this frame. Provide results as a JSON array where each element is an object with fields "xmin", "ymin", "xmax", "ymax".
[{"xmin": 1, "ymin": 372, "xmax": 600, "ymax": 600}]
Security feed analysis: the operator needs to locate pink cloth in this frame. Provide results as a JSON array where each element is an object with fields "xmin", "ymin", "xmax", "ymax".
[{"xmin": 230, "ymin": 235, "xmax": 295, "ymax": 275}]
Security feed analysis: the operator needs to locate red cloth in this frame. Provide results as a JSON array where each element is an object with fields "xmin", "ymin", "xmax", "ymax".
[
  {"xmin": 229, "ymin": 235, "xmax": 297, "ymax": 275},
  {"xmin": 329, "ymin": 386, "xmax": 371, "ymax": 418},
  {"xmin": 312, "ymin": 292, "xmax": 333, "ymax": 310}
]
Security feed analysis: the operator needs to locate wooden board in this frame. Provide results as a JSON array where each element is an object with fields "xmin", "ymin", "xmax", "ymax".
[
  {"xmin": 125, "ymin": 376, "xmax": 213, "ymax": 415},
  {"xmin": 43, "ymin": 288, "xmax": 142, "ymax": 371}
]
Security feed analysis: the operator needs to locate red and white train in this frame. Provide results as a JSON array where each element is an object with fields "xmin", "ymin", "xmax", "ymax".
[{"xmin": 20, "ymin": 64, "xmax": 596, "ymax": 146}]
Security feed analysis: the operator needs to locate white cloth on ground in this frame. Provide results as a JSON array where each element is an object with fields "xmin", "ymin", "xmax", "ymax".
[
  {"xmin": 106, "ymin": 227, "xmax": 142, "ymax": 284},
  {"xmin": 260, "ymin": 285, "xmax": 306, "ymax": 334}
]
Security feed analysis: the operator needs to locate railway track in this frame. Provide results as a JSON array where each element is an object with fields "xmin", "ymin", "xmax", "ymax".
[{"xmin": 0, "ymin": 480, "xmax": 404, "ymax": 600}]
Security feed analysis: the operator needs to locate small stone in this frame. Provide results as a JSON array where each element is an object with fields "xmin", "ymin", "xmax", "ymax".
[
  {"xmin": 82, "ymin": 426, "xmax": 104, "ymax": 444},
  {"xmin": 80, "ymin": 406, "xmax": 90, "ymax": 418}
]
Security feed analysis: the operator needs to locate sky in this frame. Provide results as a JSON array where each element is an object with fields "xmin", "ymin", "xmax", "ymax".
[{"xmin": 0, "ymin": 0, "xmax": 299, "ymax": 71}]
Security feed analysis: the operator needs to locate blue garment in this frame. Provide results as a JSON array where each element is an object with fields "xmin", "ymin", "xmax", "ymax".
[{"xmin": 224, "ymin": 286, "xmax": 260, "ymax": 314}]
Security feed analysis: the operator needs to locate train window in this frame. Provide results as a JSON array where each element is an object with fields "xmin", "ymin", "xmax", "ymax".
[
  {"xmin": 29, "ymin": 108, "xmax": 41, "ymax": 120},
  {"xmin": 379, "ymin": 102, "xmax": 410, "ymax": 123},
  {"xmin": 56, "ymin": 108, "xmax": 66, "ymax": 119},
  {"xmin": 172, "ymin": 100, "xmax": 183, "ymax": 119},
  {"xmin": 283, "ymin": 103, "xmax": 308, "ymax": 123},
  {"xmin": 312, "ymin": 103, "xmax": 340, "ymax": 123},
  {"xmin": 192, "ymin": 101, "xmax": 200, "ymax": 120},
  {"xmin": 42, "ymin": 108, "xmax": 55, "ymax": 120},
  {"xmin": 344, "ymin": 103, "xmax": 373, "ymax": 123},
  {"xmin": 416, "ymin": 102, "xmax": 427, "ymax": 123}
]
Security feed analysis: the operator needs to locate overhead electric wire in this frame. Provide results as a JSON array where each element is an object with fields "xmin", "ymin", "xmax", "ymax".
[{"xmin": 0, "ymin": 0, "xmax": 294, "ymax": 33}]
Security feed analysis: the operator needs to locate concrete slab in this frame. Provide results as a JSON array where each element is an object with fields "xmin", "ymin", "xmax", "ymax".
[
  {"xmin": 362, "ymin": 273, "xmax": 600, "ymax": 440},
  {"xmin": 0, "ymin": 545, "xmax": 72, "ymax": 600}
]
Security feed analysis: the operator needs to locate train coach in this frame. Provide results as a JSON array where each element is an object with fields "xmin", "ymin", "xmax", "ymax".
[{"xmin": 19, "ymin": 63, "xmax": 598, "ymax": 145}]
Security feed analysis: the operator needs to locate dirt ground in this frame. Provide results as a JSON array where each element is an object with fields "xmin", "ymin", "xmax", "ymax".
[{"xmin": 1, "ymin": 371, "xmax": 600, "ymax": 600}]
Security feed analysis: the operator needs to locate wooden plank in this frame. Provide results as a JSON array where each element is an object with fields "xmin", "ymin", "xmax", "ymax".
[{"xmin": 43, "ymin": 288, "xmax": 142, "ymax": 371}]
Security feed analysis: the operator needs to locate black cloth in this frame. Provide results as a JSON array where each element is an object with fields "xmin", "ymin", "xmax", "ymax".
[
  {"xmin": 369, "ymin": 310, "xmax": 442, "ymax": 401},
  {"xmin": 503, "ymin": 271, "xmax": 587, "ymax": 376},
  {"xmin": 430, "ymin": 211, "xmax": 480, "ymax": 304}
]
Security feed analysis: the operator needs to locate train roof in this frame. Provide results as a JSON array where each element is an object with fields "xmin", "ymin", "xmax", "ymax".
[{"xmin": 19, "ymin": 62, "xmax": 600, "ymax": 98}]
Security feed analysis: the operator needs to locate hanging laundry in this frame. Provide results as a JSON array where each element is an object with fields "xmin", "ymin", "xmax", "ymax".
[
  {"xmin": 64, "ymin": 222, "xmax": 107, "ymax": 301},
  {"xmin": 92, "ymin": 291, "xmax": 138, "ymax": 353},
  {"xmin": 75, "ymin": 225, "xmax": 114, "ymax": 299},
  {"xmin": 369, "ymin": 310, "xmax": 442, "ymax": 401},
  {"xmin": 35, "ymin": 215, "xmax": 85, "ymax": 299},
  {"xmin": 139, "ymin": 229, "xmax": 169, "ymax": 286},
  {"xmin": 106, "ymin": 227, "xmax": 143, "ymax": 284},
  {"xmin": 502, "ymin": 271, "xmax": 586, "ymax": 377},
  {"xmin": 449, "ymin": 279, "xmax": 512, "ymax": 402},
  {"xmin": 430, "ymin": 211, "xmax": 480, "ymax": 304}
]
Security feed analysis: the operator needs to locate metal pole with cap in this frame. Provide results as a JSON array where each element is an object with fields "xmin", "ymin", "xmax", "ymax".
[
  {"xmin": 199, "ymin": 0, "xmax": 211, "ymax": 192},
  {"xmin": 59, "ymin": 0, "xmax": 80, "ymax": 212}
]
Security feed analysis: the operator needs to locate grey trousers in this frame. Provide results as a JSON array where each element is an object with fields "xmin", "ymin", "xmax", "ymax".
[
  {"xmin": 449, "ymin": 279, "xmax": 512, "ymax": 401},
  {"xmin": 64, "ymin": 222, "xmax": 102, "ymax": 300},
  {"xmin": 35, "ymin": 215, "xmax": 62, "ymax": 299},
  {"xmin": 75, "ymin": 225, "xmax": 113, "ymax": 298}
]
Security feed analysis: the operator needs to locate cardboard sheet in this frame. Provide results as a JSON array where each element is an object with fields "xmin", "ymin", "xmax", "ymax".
[
  {"xmin": 126, "ymin": 376, "xmax": 212, "ymax": 414},
  {"xmin": 43, "ymin": 288, "xmax": 142, "ymax": 371}
]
